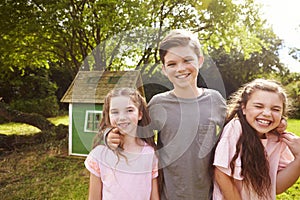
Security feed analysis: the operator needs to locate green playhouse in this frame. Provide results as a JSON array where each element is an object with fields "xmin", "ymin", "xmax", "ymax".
[{"xmin": 61, "ymin": 70, "xmax": 144, "ymax": 156}]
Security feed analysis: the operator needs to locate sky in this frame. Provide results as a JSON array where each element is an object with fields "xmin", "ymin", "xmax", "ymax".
[{"xmin": 255, "ymin": 0, "xmax": 300, "ymax": 73}]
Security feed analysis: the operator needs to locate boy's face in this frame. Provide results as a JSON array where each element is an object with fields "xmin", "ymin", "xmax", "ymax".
[{"xmin": 162, "ymin": 45, "xmax": 203, "ymax": 90}]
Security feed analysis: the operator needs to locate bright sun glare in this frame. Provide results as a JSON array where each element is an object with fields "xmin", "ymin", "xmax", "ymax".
[{"xmin": 255, "ymin": 0, "xmax": 300, "ymax": 72}]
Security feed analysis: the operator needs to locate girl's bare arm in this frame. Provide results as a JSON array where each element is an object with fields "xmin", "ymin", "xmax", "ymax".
[
  {"xmin": 88, "ymin": 173, "xmax": 102, "ymax": 200},
  {"xmin": 214, "ymin": 167, "xmax": 242, "ymax": 200},
  {"xmin": 276, "ymin": 133, "xmax": 300, "ymax": 194},
  {"xmin": 150, "ymin": 178, "xmax": 160, "ymax": 200}
]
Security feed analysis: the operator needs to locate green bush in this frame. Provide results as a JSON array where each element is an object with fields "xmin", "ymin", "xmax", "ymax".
[
  {"xmin": 10, "ymin": 96, "xmax": 59, "ymax": 117},
  {"xmin": 3, "ymin": 68, "xmax": 60, "ymax": 117},
  {"xmin": 286, "ymin": 81, "xmax": 300, "ymax": 119}
]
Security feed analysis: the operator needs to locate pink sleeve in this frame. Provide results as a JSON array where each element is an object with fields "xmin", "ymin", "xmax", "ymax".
[
  {"xmin": 278, "ymin": 144, "xmax": 295, "ymax": 171},
  {"xmin": 213, "ymin": 119, "xmax": 244, "ymax": 180},
  {"xmin": 152, "ymin": 154, "xmax": 158, "ymax": 178},
  {"xmin": 84, "ymin": 154, "xmax": 101, "ymax": 177}
]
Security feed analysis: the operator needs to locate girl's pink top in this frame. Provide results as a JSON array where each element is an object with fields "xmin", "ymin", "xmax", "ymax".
[
  {"xmin": 85, "ymin": 143, "xmax": 158, "ymax": 200},
  {"xmin": 213, "ymin": 119, "xmax": 294, "ymax": 200}
]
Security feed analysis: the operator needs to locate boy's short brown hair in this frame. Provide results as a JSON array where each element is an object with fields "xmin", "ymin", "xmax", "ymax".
[{"xmin": 159, "ymin": 29, "xmax": 203, "ymax": 64}]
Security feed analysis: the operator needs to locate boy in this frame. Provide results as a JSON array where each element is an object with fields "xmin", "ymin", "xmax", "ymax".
[{"xmin": 106, "ymin": 29, "xmax": 226, "ymax": 199}]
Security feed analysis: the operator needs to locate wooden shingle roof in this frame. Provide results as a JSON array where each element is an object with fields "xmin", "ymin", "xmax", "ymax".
[{"xmin": 60, "ymin": 70, "xmax": 144, "ymax": 104}]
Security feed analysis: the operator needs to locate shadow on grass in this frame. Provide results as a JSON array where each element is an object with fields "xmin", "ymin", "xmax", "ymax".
[{"xmin": 0, "ymin": 138, "xmax": 89, "ymax": 200}]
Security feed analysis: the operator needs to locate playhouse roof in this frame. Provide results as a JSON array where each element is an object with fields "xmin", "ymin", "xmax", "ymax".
[{"xmin": 60, "ymin": 70, "xmax": 145, "ymax": 104}]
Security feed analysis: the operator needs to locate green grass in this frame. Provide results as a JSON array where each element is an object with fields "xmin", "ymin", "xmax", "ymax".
[
  {"xmin": 48, "ymin": 115, "xmax": 69, "ymax": 126},
  {"xmin": 0, "ymin": 139, "xmax": 89, "ymax": 200},
  {"xmin": 286, "ymin": 119, "xmax": 300, "ymax": 136},
  {"xmin": 0, "ymin": 122, "xmax": 41, "ymax": 135},
  {"xmin": 0, "ymin": 117, "xmax": 299, "ymax": 199},
  {"xmin": 0, "ymin": 115, "xmax": 69, "ymax": 136}
]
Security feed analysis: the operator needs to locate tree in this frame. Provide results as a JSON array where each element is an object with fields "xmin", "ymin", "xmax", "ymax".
[
  {"xmin": 280, "ymin": 72, "xmax": 300, "ymax": 119},
  {"xmin": 1, "ymin": 0, "xmax": 278, "ymax": 75},
  {"xmin": 1, "ymin": 0, "xmax": 295, "ymax": 127},
  {"xmin": 289, "ymin": 47, "xmax": 300, "ymax": 62},
  {"xmin": 210, "ymin": 26, "xmax": 286, "ymax": 96},
  {"xmin": 0, "ymin": 101, "xmax": 68, "ymax": 150}
]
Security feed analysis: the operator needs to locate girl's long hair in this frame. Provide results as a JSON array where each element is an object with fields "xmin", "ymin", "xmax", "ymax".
[
  {"xmin": 212, "ymin": 79, "xmax": 288, "ymax": 199},
  {"xmin": 92, "ymin": 87, "xmax": 156, "ymax": 154}
]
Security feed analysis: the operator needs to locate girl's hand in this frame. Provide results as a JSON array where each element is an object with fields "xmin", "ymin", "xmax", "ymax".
[
  {"xmin": 276, "ymin": 118, "xmax": 287, "ymax": 134},
  {"xmin": 281, "ymin": 133, "xmax": 300, "ymax": 159},
  {"xmin": 107, "ymin": 128, "xmax": 124, "ymax": 150}
]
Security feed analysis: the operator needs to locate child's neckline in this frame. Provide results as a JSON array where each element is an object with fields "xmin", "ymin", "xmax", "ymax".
[
  {"xmin": 123, "ymin": 140, "xmax": 146, "ymax": 153},
  {"xmin": 122, "ymin": 142, "xmax": 147, "ymax": 161},
  {"xmin": 260, "ymin": 133, "xmax": 267, "ymax": 139},
  {"xmin": 171, "ymin": 87, "xmax": 205, "ymax": 99}
]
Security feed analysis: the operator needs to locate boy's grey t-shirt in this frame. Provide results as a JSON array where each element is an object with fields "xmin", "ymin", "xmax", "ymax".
[{"xmin": 148, "ymin": 89, "xmax": 226, "ymax": 200}]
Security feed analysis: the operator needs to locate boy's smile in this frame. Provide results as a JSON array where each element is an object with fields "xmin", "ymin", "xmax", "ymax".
[
  {"xmin": 176, "ymin": 72, "xmax": 191, "ymax": 79},
  {"xmin": 163, "ymin": 45, "xmax": 202, "ymax": 91}
]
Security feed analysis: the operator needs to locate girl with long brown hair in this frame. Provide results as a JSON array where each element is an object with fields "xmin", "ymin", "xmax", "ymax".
[{"xmin": 213, "ymin": 79, "xmax": 300, "ymax": 199}]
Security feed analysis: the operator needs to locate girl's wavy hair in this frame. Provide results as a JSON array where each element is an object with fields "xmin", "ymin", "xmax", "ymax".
[
  {"xmin": 226, "ymin": 79, "xmax": 288, "ymax": 198},
  {"xmin": 92, "ymin": 87, "xmax": 156, "ymax": 153}
]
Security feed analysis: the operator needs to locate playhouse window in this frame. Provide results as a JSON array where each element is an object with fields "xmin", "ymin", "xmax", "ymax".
[
  {"xmin": 84, "ymin": 110, "xmax": 102, "ymax": 133},
  {"xmin": 108, "ymin": 76, "xmax": 121, "ymax": 84}
]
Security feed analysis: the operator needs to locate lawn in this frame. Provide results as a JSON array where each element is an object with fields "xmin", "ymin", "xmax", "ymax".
[
  {"xmin": 0, "ymin": 115, "xmax": 69, "ymax": 136},
  {"xmin": 0, "ymin": 122, "xmax": 41, "ymax": 135},
  {"xmin": 286, "ymin": 119, "xmax": 300, "ymax": 136},
  {"xmin": 0, "ymin": 138, "xmax": 89, "ymax": 200},
  {"xmin": 0, "ymin": 117, "xmax": 299, "ymax": 199}
]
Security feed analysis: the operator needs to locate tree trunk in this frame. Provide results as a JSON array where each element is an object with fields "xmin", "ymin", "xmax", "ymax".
[
  {"xmin": 0, "ymin": 102, "xmax": 68, "ymax": 152},
  {"xmin": 0, "ymin": 102, "xmax": 55, "ymax": 131}
]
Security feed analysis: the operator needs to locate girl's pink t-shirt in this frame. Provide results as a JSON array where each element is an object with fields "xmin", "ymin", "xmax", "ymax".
[
  {"xmin": 213, "ymin": 119, "xmax": 294, "ymax": 200},
  {"xmin": 85, "ymin": 143, "xmax": 158, "ymax": 200}
]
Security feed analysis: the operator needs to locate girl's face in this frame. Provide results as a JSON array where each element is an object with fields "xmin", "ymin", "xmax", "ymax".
[
  {"xmin": 109, "ymin": 95, "xmax": 142, "ymax": 136},
  {"xmin": 162, "ymin": 45, "xmax": 203, "ymax": 90},
  {"xmin": 242, "ymin": 90, "xmax": 283, "ymax": 137}
]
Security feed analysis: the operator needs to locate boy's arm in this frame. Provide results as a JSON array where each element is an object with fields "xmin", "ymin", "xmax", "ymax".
[
  {"xmin": 276, "ymin": 133, "xmax": 300, "ymax": 194},
  {"xmin": 214, "ymin": 167, "xmax": 242, "ymax": 200},
  {"xmin": 88, "ymin": 173, "xmax": 102, "ymax": 200}
]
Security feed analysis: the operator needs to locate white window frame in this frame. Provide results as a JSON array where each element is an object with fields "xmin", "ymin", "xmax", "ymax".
[{"xmin": 84, "ymin": 110, "xmax": 103, "ymax": 133}]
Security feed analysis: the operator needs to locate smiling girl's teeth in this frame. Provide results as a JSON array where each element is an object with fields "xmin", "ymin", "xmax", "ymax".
[
  {"xmin": 257, "ymin": 119, "xmax": 270, "ymax": 125},
  {"xmin": 118, "ymin": 123, "xmax": 129, "ymax": 128}
]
